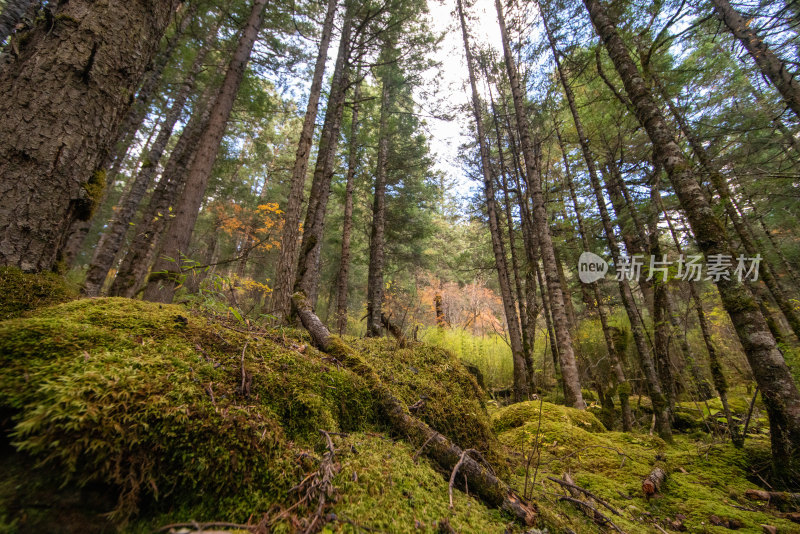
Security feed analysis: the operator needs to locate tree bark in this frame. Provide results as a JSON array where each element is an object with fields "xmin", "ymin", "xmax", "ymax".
[
  {"xmin": 495, "ymin": 0, "xmax": 583, "ymax": 408},
  {"xmin": 143, "ymin": 0, "xmax": 268, "ymax": 303},
  {"xmin": 584, "ymin": 0, "xmax": 800, "ymax": 478},
  {"xmin": 457, "ymin": 0, "xmax": 528, "ymax": 402},
  {"xmin": 293, "ymin": 7, "xmax": 353, "ymax": 312},
  {"xmin": 334, "ymin": 80, "xmax": 362, "ymax": 335},
  {"xmin": 366, "ymin": 71, "xmax": 391, "ymax": 337},
  {"xmin": 56, "ymin": 6, "xmax": 194, "ymax": 268},
  {"xmin": 0, "ymin": 0, "xmax": 34, "ymax": 44},
  {"xmin": 710, "ymin": 0, "xmax": 800, "ymax": 119},
  {"xmin": 272, "ymin": 0, "xmax": 339, "ymax": 321},
  {"xmin": 0, "ymin": 0, "xmax": 180, "ymax": 272},
  {"xmin": 83, "ymin": 29, "xmax": 214, "ymax": 296}
]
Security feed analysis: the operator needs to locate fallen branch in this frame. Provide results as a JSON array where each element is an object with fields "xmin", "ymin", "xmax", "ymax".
[
  {"xmin": 547, "ymin": 476, "xmax": 620, "ymax": 516},
  {"xmin": 380, "ymin": 312, "xmax": 407, "ymax": 347},
  {"xmin": 558, "ymin": 495, "xmax": 625, "ymax": 533},
  {"xmin": 240, "ymin": 342, "xmax": 250, "ymax": 397},
  {"xmin": 291, "ymin": 291, "xmax": 537, "ymax": 526},
  {"xmin": 156, "ymin": 521, "xmax": 254, "ymax": 532},
  {"xmin": 449, "ymin": 449, "xmax": 477, "ymax": 508},
  {"xmin": 745, "ymin": 489, "xmax": 800, "ymax": 508}
]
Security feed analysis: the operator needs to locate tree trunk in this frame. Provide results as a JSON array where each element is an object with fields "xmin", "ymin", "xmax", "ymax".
[
  {"xmin": 0, "ymin": 0, "xmax": 180, "ymax": 272},
  {"xmin": 143, "ymin": 0, "xmax": 268, "ymax": 303},
  {"xmin": 585, "ymin": 0, "xmax": 800, "ymax": 478},
  {"xmin": 457, "ymin": 0, "xmax": 528, "ymax": 402},
  {"xmin": 56, "ymin": 6, "xmax": 193, "ymax": 268},
  {"xmin": 0, "ymin": 0, "xmax": 34, "ymax": 43},
  {"xmin": 334, "ymin": 80, "xmax": 362, "ymax": 336},
  {"xmin": 83, "ymin": 30, "xmax": 214, "ymax": 296},
  {"xmin": 542, "ymin": 9, "xmax": 670, "ymax": 437},
  {"xmin": 109, "ymin": 79, "xmax": 219, "ymax": 298},
  {"xmin": 366, "ymin": 72, "xmax": 391, "ymax": 338},
  {"xmin": 554, "ymin": 122, "xmax": 634, "ymax": 431},
  {"xmin": 710, "ymin": 0, "xmax": 800, "ymax": 119},
  {"xmin": 293, "ymin": 7, "xmax": 353, "ymax": 311},
  {"xmin": 272, "ymin": 0, "xmax": 339, "ymax": 321},
  {"xmin": 495, "ymin": 0, "xmax": 583, "ymax": 409}
]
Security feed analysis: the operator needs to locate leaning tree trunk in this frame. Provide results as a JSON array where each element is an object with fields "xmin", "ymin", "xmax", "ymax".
[
  {"xmin": 0, "ymin": 0, "xmax": 180, "ymax": 272},
  {"xmin": 0, "ymin": 0, "xmax": 34, "ymax": 43},
  {"xmin": 143, "ymin": 0, "xmax": 268, "ymax": 303},
  {"xmin": 293, "ymin": 8, "xmax": 353, "ymax": 312},
  {"xmin": 272, "ymin": 0, "xmax": 339, "ymax": 321},
  {"xmin": 709, "ymin": 0, "xmax": 800, "ymax": 119},
  {"xmin": 542, "ymin": 9, "xmax": 670, "ymax": 438},
  {"xmin": 83, "ymin": 30, "xmax": 214, "ymax": 296},
  {"xmin": 334, "ymin": 79, "xmax": 362, "ymax": 336},
  {"xmin": 584, "ymin": 0, "xmax": 800, "ymax": 478},
  {"xmin": 457, "ymin": 0, "xmax": 529, "ymax": 401},
  {"xmin": 109, "ymin": 79, "xmax": 219, "ymax": 298},
  {"xmin": 366, "ymin": 72, "xmax": 391, "ymax": 337},
  {"xmin": 495, "ymin": 0, "xmax": 583, "ymax": 408}
]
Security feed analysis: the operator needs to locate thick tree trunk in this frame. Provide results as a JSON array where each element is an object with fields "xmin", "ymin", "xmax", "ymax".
[
  {"xmin": 554, "ymin": 122, "xmax": 634, "ymax": 431},
  {"xmin": 585, "ymin": 0, "xmax": 800, "ymax": 478},
  {"xmin": 0, "ymin": 0, "xmax": 34, "ymax": 44},
  {"xmin": 0, "ymin": 0, "xmax": 180, "ymax": 272},
  {"xmin": 495, "ymin": 0, "xmax": 583, "ymax": 409},
  {"xmin": 142, "ymin": 0, "xmax": 268, "ymax": 303},
  {"xmin": 710, "ymin": 0, "xmax": 800, "ymax": 119},
  {"xmin": 366, "ymin": 75, "xmax": 391, "ymax": 337},
  {"xmin": 56, "ymin": 7, "xmax": 193, "ymax": 268},
  {"xmin": 334, "ymin": 80, "xmax": 362, "ymax": 335},
  {"xmin": 457, "ymin": 0, "xmax": 528, "ymax": 401},
  {"xmin": 272, "ymin": 0, "xmax": 339, "ymax": 321},
  {"xmin": 83, "ymin": 32, "xmax": 213, "ymax": 296},
  {"xmin": 109, "ymin": 80, "xmax": 219, "ymax": 298},
  {"xmin": 293, "ymin": 8, "xmax": 353, "ymax": 311},
  {"xmin": 542, "ymin": 10, "xmax": 670, "ymax": 437}
]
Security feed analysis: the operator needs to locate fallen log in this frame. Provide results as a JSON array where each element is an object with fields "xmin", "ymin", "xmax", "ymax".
[
  {"xmin": 380, "ymin": 312, "xmax": 407, "ymax": 347},
  {"xmin": 642, "ymin": 467, "xmax": 666, "ymax": 497},
  {"xmin": 292, "ymin": 292, "xmax": 537, "ymax": 526}
]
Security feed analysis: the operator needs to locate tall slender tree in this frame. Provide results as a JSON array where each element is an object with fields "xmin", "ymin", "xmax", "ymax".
[
  {"xmin": 273, "ymin": 0, "xmax": 339, "ymax": 321},
  {"xmin": 143, "ymin": 0, "xmax": 268, "ymax": 302}
]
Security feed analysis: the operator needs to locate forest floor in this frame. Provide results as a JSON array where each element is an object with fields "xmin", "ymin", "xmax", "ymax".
[{"xmin": 0, "ymin": 269, "xmax": 798, "ymax": 533}]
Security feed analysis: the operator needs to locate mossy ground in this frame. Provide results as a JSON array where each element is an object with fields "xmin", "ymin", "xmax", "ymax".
[
  {"xmin": 492, "ymin": 400, "xmax": 797, "ymax": 533},
  {"xmin": 0, "ymin": 297, "xmax": 795, "ymax": 533}
]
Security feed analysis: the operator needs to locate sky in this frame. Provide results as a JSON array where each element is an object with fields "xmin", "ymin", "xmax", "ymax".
[{"xmin": 421, "ymin": 0, "xmax": 503, "ymax": 203}]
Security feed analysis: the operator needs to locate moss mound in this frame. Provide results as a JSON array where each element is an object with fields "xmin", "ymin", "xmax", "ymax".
[
  {"xmin": 495, "ymin": 401, "xmax": 798, "ymax": 533},
  {"xmin": 0, "ymin": 298, "xmax": 507, "ymax": 531},
  {"xmin": 0, "ymin": 267, "xmax": 76, "ymax": 320}
]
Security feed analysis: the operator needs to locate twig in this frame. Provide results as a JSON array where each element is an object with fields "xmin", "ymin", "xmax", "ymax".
[
  {"xmin": 413, "ymin": 434, "xmax": 436, "ymax": 463},
  {"xmin": 547, "ymin": 476, "xmax": 620, "ymax": 516},
  {"xmin": 240, "ymin": 342, "xmax": 249, "ymax": 397},
  {"xmin": 558, "ymin": 496, "xmax": 625, "ymax": 533},
  {"xmin": 449, "ymin": 449, "xmax": 477, "ymax": 509}
]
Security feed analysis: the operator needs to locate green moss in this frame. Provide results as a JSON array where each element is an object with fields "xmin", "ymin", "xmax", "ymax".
[
  {"xmin": 492, "ymin": 400, "xmax": 607, "ymax": 434},
  {"xmin": 76, "ymin": 169, "xmax": 106, "ymax": 221},
  {"xmin": 348, "ymin": 338, "xmax": 501, "ymax": 466},
  {"xmin": 329, "ymin": 433, "xmax": 511, "ymax": 532},
  {"xmin": 0, "ymin": 267, "xmax": 76, "ymax": 320}
]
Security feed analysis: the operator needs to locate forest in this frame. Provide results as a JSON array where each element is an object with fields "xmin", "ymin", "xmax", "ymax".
[{"xmin": 0, "ymin": 0, "xmax": 799, "ymax": 532}]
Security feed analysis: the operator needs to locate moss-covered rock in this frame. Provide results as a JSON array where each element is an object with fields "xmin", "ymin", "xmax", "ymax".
[
  {"xmin": 492, "ymin": 400, "xmax": 607, "ymax": 434},
  {"xmin": 0, "ymin": 267, "xmax": 76, "ymax": 320}
]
